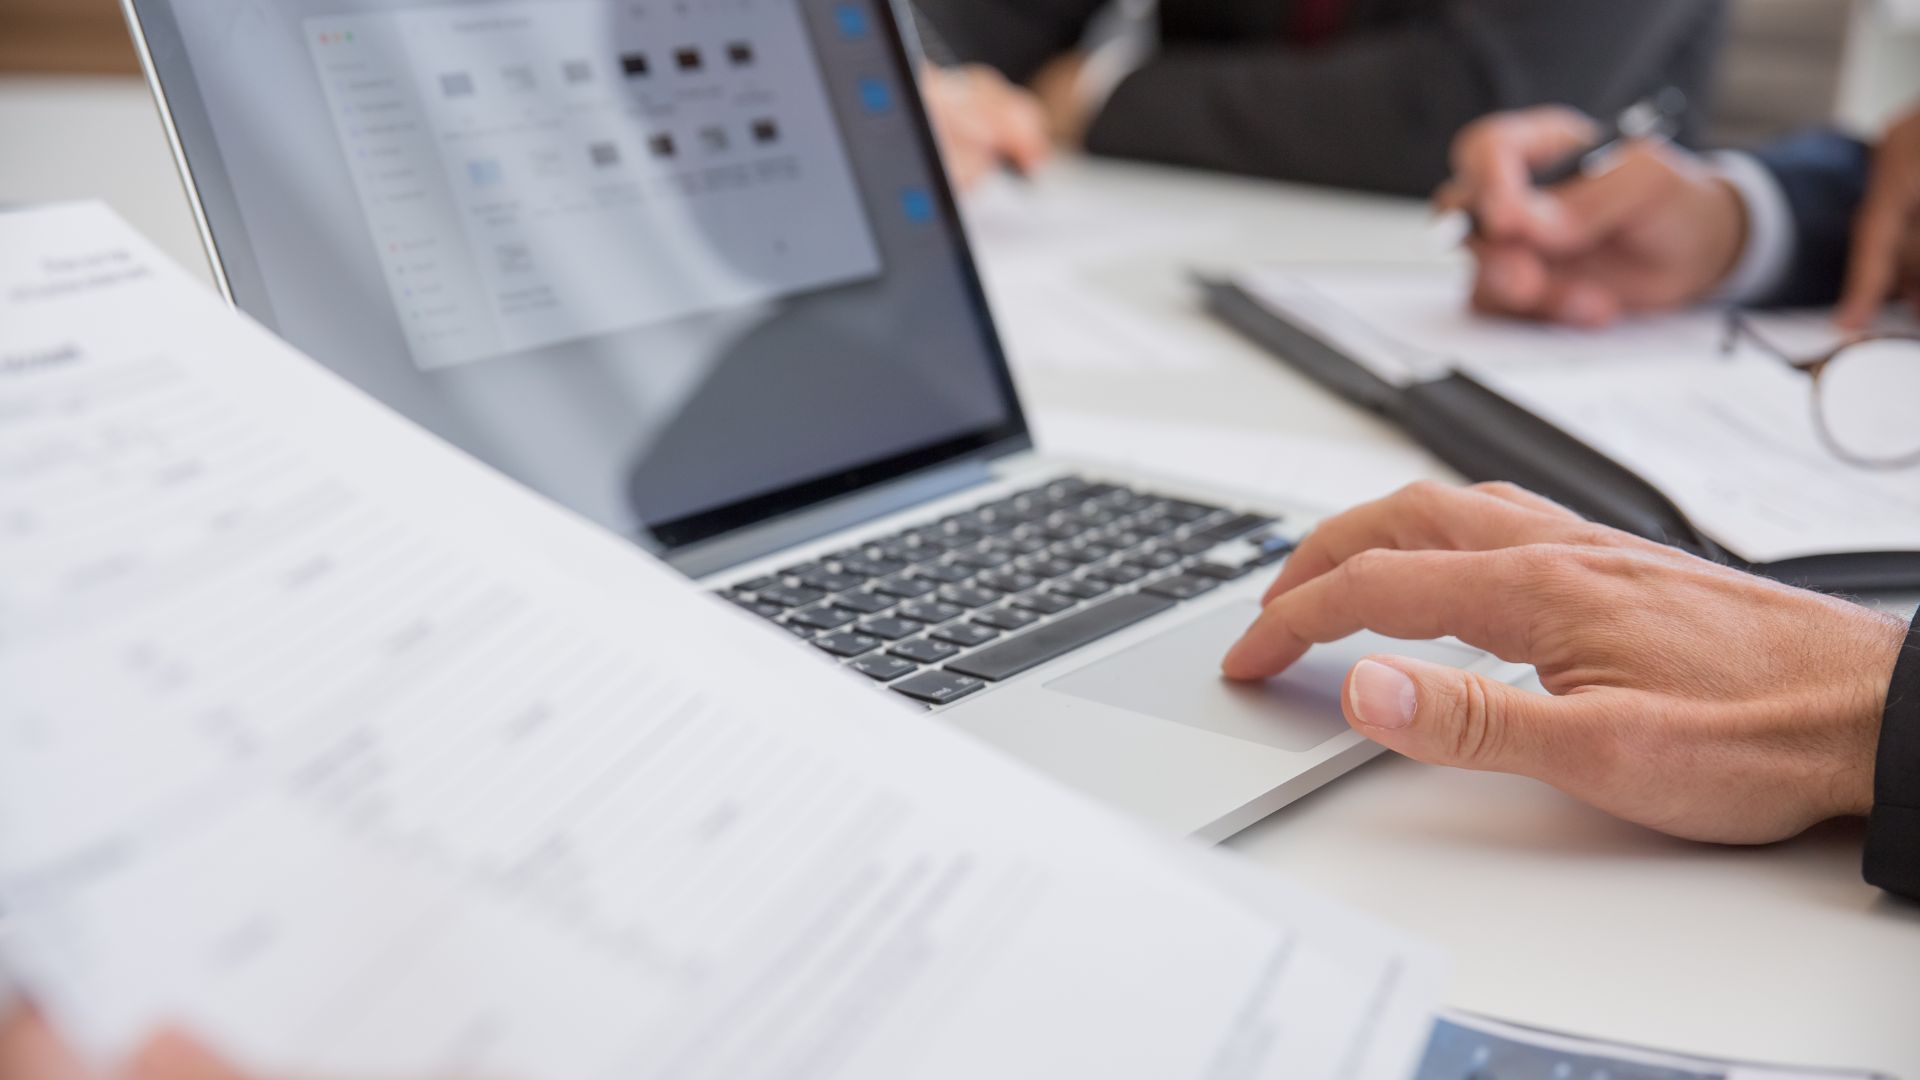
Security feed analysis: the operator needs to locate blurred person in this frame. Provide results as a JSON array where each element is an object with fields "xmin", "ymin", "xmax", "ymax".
[{"xmin": 913, "ymin": 0, "xmax": 1724, "ymax": 195}]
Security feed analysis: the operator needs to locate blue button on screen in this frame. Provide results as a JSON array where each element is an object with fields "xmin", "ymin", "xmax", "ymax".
[
  {"xmin": 857, "ymin": 76, "xmax": 891, "ymax": 114},
  {"xmin": 901, "ymin": 188, "xmax": 935, "ymax": 224},
  {"xmin": 833, "ymin": 4, "xmax": 869, "ymax": 38}
]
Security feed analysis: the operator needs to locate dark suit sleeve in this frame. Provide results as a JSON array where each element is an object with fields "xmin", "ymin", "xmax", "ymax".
[
  {"xmin": 909, "ymin": 0, "xmax": 1107, "ymax": 84},
  {"xmin": 1748, "ymin": 130, "xmax": 1872, "ymax": 309},
  {"xmin": 1082, "ymin": 0, "xmax": 1723, "ymax": 196},
  {"xmin": 1865, "ymin": 609, "xmax": 1920, "ymax": 903}
]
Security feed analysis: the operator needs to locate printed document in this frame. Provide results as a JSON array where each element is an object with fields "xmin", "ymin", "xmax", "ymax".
[
  {"xmin": 0, "ymin": 203, "xmax": 1443, "ymax": 1080},
  {"xmin": 1229, "ymin": 264, "xmax": 1920, "ymax": 563}
]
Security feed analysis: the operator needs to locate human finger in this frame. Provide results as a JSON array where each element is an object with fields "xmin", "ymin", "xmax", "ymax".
[
  {"xmin": 1449, "ymin": 108, "xmax": 1599, "ymax": 242},
  {"xmin": 1836, "ymin": 165, "xmax": 1916, "ymax": 329},
  {"xmin": 1229, "ymin": 546, "xmax": 1568, "ymax": 679},
  {"xmin": 0, "ymin": 1006, "xmax": 91, "ymax": 1080},
  {"xmin": 1261, "ymin": 481, "xmax": 1600, "ymax": 604},
  {"xmin": 123, "ymin": 1031, "xmax": 251, "ymax": 1080},
  {"xmin": 1340, "ymin": 655, "xmax": 1595, "ymax": 780},
  {"xmin": 1520, "ymin": 141, "xmax": 1691, "ymax": 256}
]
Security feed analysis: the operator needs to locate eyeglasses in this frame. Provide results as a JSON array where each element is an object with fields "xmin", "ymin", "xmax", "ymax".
[{"xmin": 1722, "ymin": 312, "xmax": 1920, "ymax": 469}]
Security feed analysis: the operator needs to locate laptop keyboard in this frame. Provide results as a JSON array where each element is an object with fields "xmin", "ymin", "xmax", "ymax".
[{"xmin": 713, "ymin": 477, "xmax": 1295, "ymax": 707}]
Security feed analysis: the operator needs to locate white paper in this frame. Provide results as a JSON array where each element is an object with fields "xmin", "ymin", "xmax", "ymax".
[
  {"xmin": 1472, "ymin": 357, "xmax": 1920, "ymax": 563},
  {"xmin": 1034, "ymin": 408, "xmax": 1457, "ymax": 512},
  {"xmin": 1229, "ymin": 263, "xmax": 1920, "ymax": 562},
  {"xmin": 1231, "ymin": 265, "xmax": 1854, "ymax": 388},
  {"xmin": 0, "ymin": 203, "xmax": 1443, "ymax": 1080}
]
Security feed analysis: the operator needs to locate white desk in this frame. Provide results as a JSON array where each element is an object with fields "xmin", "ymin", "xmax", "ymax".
[{"xmin": 5, "ymin": 75, "xmax": 1918, "ymax": 1075}]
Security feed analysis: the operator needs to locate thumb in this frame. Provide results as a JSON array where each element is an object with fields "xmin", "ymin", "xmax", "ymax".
[{"xmin": 1343, "ymin": 655, "xmax": 1576, "ymax": 777}]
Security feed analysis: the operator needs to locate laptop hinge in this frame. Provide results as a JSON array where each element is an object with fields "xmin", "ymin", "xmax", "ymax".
[{"xmin": 665, "ymin": 451, "xmax": 1025, "ymax": 580}]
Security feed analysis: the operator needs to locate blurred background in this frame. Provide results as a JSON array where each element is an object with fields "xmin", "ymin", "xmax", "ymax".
[{"xmin": 3, "ymin": 0, "xmax": 1917, "ymax": 143}]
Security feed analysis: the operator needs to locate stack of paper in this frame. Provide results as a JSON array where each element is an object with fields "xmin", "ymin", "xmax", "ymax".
[
  {"xmin": 0, "ymin": 204, "xmax": 1443, "ymax": 1079},
  {"xmin": 1230, "ymin": 264, "xmax": 1920, "ymax": 565}
]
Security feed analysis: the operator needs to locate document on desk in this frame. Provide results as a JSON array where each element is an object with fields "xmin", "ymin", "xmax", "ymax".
[
  {"xmin": 0, "ymin": 203, "xmax": 1444, "ymax": 1080},
  {"xmin": 1468, "ymin": 356, "xmax": 1920, "ymax": 563},
  {"xmin": 1226, "ymin": 264, "xmax": 1920, "ymax": 564},
  {"xmin": 1231, "ymin": 265, "xmax": 1849, "ymax": 387}
]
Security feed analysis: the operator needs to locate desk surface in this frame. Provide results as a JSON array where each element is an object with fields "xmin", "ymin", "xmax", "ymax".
[{"xmin": 5, "ymin": 75, "xmax": 1918, "ymax": 1076}]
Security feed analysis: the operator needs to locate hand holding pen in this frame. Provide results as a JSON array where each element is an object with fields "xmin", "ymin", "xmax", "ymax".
[{"xmin": 1432, "ymin": 93, "xmax": 1751, "ymax": 327}]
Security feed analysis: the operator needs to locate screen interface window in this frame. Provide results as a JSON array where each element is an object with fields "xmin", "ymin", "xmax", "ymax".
[
  {"xmin": 305, "ymin": 2, "xmax": 882, "ymax": 371},
  {"xmin": 168, "ymin": 0, "xmax": 1012, "ymax": 540}
]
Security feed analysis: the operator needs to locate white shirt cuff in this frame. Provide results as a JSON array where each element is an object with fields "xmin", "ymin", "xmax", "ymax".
[{"xmin": 1710, "ymin": 150, "xmax": 1797, "ymax": 306}]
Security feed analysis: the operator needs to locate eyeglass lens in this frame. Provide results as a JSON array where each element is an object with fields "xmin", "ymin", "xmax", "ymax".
[{"xmin": 1816, "ymin": 338, "xmax": 1920, "ymax": 464}]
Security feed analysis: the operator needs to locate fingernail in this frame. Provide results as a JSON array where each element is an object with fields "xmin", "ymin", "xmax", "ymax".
[{"xmin": 1348, "ymin": 659, "xmax": 1417, "ymax": 730}]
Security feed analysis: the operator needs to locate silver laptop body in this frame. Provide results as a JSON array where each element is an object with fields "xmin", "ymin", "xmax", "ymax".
[{"xmin": 121, "ymin": 0, "xmax": 1513, "ymax": 840}]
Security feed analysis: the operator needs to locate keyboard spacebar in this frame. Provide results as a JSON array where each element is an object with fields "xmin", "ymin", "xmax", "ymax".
[{"xmin": 945, "ymin": 593, "xmax": 1177, "ymax": 681}]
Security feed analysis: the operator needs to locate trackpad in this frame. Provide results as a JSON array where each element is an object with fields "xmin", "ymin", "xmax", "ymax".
[{"xmin": 1045, "ymin": 602, "xmax": 1485, "ymax": 752}]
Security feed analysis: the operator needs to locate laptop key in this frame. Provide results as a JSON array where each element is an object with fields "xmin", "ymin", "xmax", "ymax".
[
  {"xmin": 1128, "ymin": 549, "xmax": 1184, "ymax": 571},
  {"xmin": 1191, "ymin": 513, "xmax": 1277, "ymax": 547},
  {"xmin": 849, "ymin": 653, "xmax": 919, "ymax": 682},
  {"xmin": 874, "ymin": 575, "xmax": 937, "ymax": 599},
  {"xmin": 859, "ymin": 617, "xmax": 921, "ymax": 641},
  {"xmin": 1010, "ymin": 590, "xmax": 1075, "ymax": 615},
  {"xmin": 790, "ymin": 605, "xmax": 857, "ymax": 630},
  {"xmin": 758, "ymin": 584, "xmax": 826, "ymax": 609},
  {"xmin": 799, "ymin": 568, "xmax": 866, "ymax": 592},
  {"xmin": 946, "ymin": 593, "xmax": 1178, "ymax": 682},
  {"xmin": 912, "ymin": 562, "xmax": 973, "ymax": 584},
  {"xmin": 730, "ymin": 596, "xmax": 785, "ymax": 619},
  {"xmin": 977, "ymin": 570, "xmax": 1040, "ymax": 593},
  {"xmin": 1143, "ymin": 574, "xmax": 1219, "ymax": 601},
  {"xmin": 890, "ymin": 669, "xmax": 986, "ymax": 706},
  {"xmin": 898, "ymin": 599, "xmax": 964, "ymax": 624},
  {"xmin": 891, "ymin": 637, "xmax": 961, "ymax": 663},
  {"xmin": 1049, "ymin": 577, "xmax": 1111, "ymax": 600},
  {"xmin": 736, "ymin": 575, "xmax": 779, "ymax": 592},
  {"xmin": 1188, "ymin": 561, "xmax": 1248, "ymax": 581},
  {"xmin": 834, "ymin": 590, "xmax": 894, "ymax": 614},
  {"xmin": 938, "ymin": 584, "xmax": 1001, "ymax": 608},
  {"xmin": 813, "ymin": 631, "xmax": 882, "ymax": 658},
  {"xmin": 1019, "ymin": 555, "xmax": 1076, "ymax": 578},
  {"xmin": 1087, "ymin": 563, "xmax": 1148, "ymax": 585},
  {"xmin": 930, "ymin": 622, "xmax": 999, "ymax": 647},
  {"xmin": 973, "ymin": 606, "xmax": 1039, "ymax": 632},
  {"xmin": 841, "ymin": 555, "xmax": 908, "ymax": 578}
]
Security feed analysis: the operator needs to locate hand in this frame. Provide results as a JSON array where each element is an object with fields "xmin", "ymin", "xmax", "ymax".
[
  {"xmin": 1029, "ymin": 51, "xmax": 1095, "ymax": 147},
  {"xmin": 1437, "ymin": 107, "xmax": 1749, "ymax": 327},
  {"xmin": 1838, "ymin": 104, "xmax": 1920, "ymax": 329},
  {"xmin": 920, "ymin": 63, "xmax": 1052, "ymax": 192},
  {"xmin": 1221, "ymin": 482, "xmax": 1910, "ymax": 844},
  {"xmin": 0, "ymin": 1005, "xmax": 245, "ymax": 1080}
]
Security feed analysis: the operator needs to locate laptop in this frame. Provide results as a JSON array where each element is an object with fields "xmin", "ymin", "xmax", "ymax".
[{"xmin": 121, "ymin": 0, "xmax": 1517, "ymax": 840}]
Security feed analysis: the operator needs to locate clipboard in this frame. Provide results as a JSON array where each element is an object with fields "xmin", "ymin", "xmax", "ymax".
[{"xmin": 1198, "ymin": 275, "xmax": 1920, "ymax": 592}]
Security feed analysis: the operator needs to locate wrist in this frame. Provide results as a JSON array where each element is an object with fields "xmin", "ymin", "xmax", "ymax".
[
  {"xmin": 1828, "ymin": 610, "xmax": 1912, "ymax": 818},
  {"xmin": 1693, "ymin": 177, "xmax": 1750, "ymax": 302}
]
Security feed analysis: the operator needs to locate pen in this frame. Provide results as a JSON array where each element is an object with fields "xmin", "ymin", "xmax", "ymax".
[
  {"xmin": 1527, "ymin": 87, "xmax": 1688, "ymax": 188},
  {"xmin": 1434, "ymin": 88, "xmax": 1688, "ymax": 246}
]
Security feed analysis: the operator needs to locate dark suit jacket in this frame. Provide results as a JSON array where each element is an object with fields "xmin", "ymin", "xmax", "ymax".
[
  {"xmin": 913, "ymin": 0, "xmax": 1725, "ymax": 196},
  {"xmin": 1751, "ymin": 129, "xmax": 1872, "ymax": 308}
]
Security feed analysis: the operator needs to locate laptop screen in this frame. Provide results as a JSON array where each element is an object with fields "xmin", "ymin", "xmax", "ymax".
[{"xmin": 127, "ymin": 0, "xmax": 1024, "ymax": 550}]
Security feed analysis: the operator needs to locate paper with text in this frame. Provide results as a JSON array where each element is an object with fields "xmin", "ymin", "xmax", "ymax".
[
  {"xmin": 1470, "ymin": 357, "xmax": 1920, "ymax": 563},
  {"xmin": 0, "ymin": 203, "xmax": 1442, "ymax": 1080}
]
